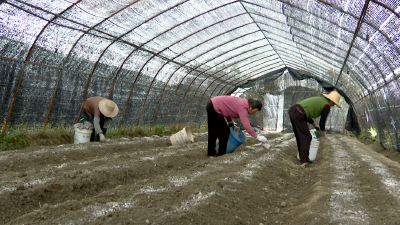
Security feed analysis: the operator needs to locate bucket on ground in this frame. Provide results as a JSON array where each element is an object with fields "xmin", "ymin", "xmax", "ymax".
[
  {"xmin": 170, "ymin": 127, "xmax": 194, "ymax": 145},
  {"xmin": 217, "ymin": 127, "xmax": 247, "ymax": 154},
  {"xmin": 74, "ymin": 128, "xmax": 92, "ymax": 144},
  {"xmin": 297, "ymin": 140, "xmax": 320, "ymax": 162},
  {"xmin": 309, "ymin": 140, "xmax": 319, "ymax": 162}
]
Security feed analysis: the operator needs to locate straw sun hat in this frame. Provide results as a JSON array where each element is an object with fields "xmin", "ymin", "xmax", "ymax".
[
  {"xmin": 99, "ymin": 99, "xmax": 119, "ymax": 118},
  {"xmin": 322, "ymin": 90, "xmax": 342, "ymax": 108}
]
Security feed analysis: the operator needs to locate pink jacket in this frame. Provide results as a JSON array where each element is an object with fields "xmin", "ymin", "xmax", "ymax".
[{"xmin": 211, "ymin": 96, "xmax": 257, "ymax": 137}]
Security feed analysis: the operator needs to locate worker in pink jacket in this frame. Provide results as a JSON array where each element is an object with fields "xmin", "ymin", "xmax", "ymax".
[{"xmin": 206, "ymin": 96, "xmax": 268, "ymax": 157}]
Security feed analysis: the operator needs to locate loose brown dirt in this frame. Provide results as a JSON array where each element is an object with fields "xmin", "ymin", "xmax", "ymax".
[{"xmin": 1, "ymin": 132, "xmax": 400, "ymax": 225}]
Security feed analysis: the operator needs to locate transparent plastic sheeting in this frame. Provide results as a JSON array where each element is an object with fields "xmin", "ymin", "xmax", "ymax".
[{"xmin": 0, "ymin": 0, "xmax": 399, "ymax": 150}]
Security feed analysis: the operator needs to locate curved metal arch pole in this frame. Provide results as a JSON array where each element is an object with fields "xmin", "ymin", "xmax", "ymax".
[
  {"xmin": 131, "ymin": 27, "xmax": 261, "ymax": 127},
  {"xmin": 189, "ymin": 60, "xmax": 283, "ymax": 125},
  {"xmin": 245, "ymin": 0, "xmax": 400, "ymax": 71},
  {"xmin": 335, "ymin": 0, "xmax": 371, "ymax": 86},
  {"xmin": 185, "ymin": 56, "xmax": 281, "ymax": 125},
  {"xmin": 287, "ymin": 23, "xmax": 397, "ymax": 90},
  {"xmin": 174, "ymin": 46, "xmax": 284, "ymax": 126},
  {"xmin": 127, "ymin": 27, "xmax": 262, "ymax": 129},
  {"xmin": 129, "ymin": 25, "xmax": 258, "ymax": 129},
  {"xmin": 94, "ymin": 2, "xmax": 246, "ymax": 129},
  {"xmin": 43, "ymin": 1, "xmax": 144, "ymax": 128},
  {"xmin": 275, "ymin": 0, "xmax": 400, "ymax": 64},
  {"xmin": 18, "ymin": 0, "xmax": 145, "ymax": 130},
  {"xmin": 149, "ymin": 41, "xmax": 270, "ymax": 128},
  {"xmin": 76, "ymin": 0, "xmax": 235, "ymax": 127},
  {"xmin": 2, "ymin": 0, "xmax": 83, "ymax": 137},
  {"xmin": 212, "ymin": 55, "xmax": 378, "ymax": 134},
  {"xmin": 134, "ymin": 23, "xmax": 261, "ymax": 128},
  {"xmin": 107, "ymin": 9, "xmax": 248, "ymax": 100},
  {"xmin": 157, "ymin": 41, "xmax": 272, "ymax": 128},
  {"xmin": 159, "ymin": 0, "xmax": 395, "ymax": 127},
  {"xmin": 170, "ymin": 29, "xmax": 261, "ymax": 97},
  {"xmin": 169, "ymin": 6, "xmax": 291, "ymax": 126},
  {"xmin": 134, "ymin": 23, "xmax": 269, "ymax": 127},
  {"xmin": 239, "ymin": 1, "xmax": 287, "ymax": 68},
  {"xmin": 109, "ymin": 7, "xmax": 251, "ymax": 128},
  {"xmin": 105, "ymin": 3, "xmax": 249, "ymax": 97},
  {"xmin": 74, "ymin": 0, "xmax": 199, "ymax": 124},
  {"xmin": 177, "ymin": 53, "xmax": 279, "ymax": 125},
  {"xmin": 264, "ymin": 34, "xmax": 377, "ymax": 95}
]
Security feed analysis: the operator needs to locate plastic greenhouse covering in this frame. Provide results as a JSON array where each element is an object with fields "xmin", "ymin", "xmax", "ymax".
[{"xmin": 0, "ymin": 0, "xmax": 399, "ymax": 150}]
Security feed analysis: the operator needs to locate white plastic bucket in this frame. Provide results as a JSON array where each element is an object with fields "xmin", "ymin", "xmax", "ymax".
[
  {"xmin": 297, "ymin": 140, "xmax": 319, "ymax": 162},
  {"xmin": 74, "ymin": 128, "xmax": 92, "ymax": 144},
  {"xmin": 309, "ymin": 140, "xmax": 319, "ymax": 162},
  {"xmin": 170, "ymin": 127, "xmax": 194, "ymax": 145}
]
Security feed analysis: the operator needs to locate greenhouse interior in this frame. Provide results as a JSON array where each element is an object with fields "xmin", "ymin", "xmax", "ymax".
[
  {"xmin": 1, "ymin": 0, "xmax": 400, "ymax": 224},
  {"xmin": 1, "ymin": 0, "xmax": 399, "ymax": 149}
]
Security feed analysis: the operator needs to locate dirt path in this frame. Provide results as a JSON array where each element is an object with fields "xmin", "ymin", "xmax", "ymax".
[{"xmin": 1, "ymin": 133, "xmax": 400, "ymax": 225}]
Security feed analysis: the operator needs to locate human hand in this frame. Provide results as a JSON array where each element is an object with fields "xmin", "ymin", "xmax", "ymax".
[
  {"xmin": 99, "ymin": 133, "xmax": 107, "ymax": 142},
  {"xmin": 256, "ymin": 135, "xmax": 268, "ymax": 143},
  {"xmin": 313, "ymin": 125, "xmax": 320, "ymax": 131}
]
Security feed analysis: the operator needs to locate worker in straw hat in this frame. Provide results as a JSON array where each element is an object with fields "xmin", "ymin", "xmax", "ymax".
[
  {"xmin": 288, "ymin": 90, "xmax": 342, "ymax": 168},
  {"xmin": 83, "ymin": 96, "xmax": 119, "ymax": 143}
]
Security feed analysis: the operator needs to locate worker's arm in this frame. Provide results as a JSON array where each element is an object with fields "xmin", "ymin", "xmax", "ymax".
[
  {"xmin": 93, "ymin": 117, "xmax": 103, "ymax": 134},
  {"xmin": 318, "ymin": 104, "xmax": 330, "ymax": 131}
]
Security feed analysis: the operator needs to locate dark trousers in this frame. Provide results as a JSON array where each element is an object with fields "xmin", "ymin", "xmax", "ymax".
[
  {"xmin": 289, "ymin": 104, "xmax": 312, "ymax": 163},
  {"xmin": 206, "ymin": 100, "xmax": 230, "ymax": 156},
  {"xmin": 83, "ymin": 111, "xmax": 107, "ymax": 142}
]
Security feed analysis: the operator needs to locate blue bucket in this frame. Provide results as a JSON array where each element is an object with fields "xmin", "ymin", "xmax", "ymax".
[{"xmin": 217, "ymin": 127, "xmax": 247, "ymax": 154}]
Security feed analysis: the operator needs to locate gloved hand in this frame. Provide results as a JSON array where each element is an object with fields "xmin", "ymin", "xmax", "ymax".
[
  {"xmin": 228, "ymin": 122, "xmax": 234, "ymax": 127},
  {"xmin": 256, "ymin": 135, "xmax": 268, "ymax": 143},
  {"xmin": 99, "ymin": 133, "xmax": 107, "ymax": 143}
]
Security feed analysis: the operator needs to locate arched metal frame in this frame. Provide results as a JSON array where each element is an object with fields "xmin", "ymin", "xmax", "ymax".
[{"xmin": 1, "ymin": 0, "xmax": 399, "ymax": 151}]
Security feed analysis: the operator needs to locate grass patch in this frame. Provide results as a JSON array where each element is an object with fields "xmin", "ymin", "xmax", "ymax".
[{"xmin": 1, "ymin": 123, "xmax": 208, "ymax": 151}]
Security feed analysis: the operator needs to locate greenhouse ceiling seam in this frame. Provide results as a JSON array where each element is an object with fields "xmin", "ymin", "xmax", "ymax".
[
  {"xmin": 272, "ymin": 31, "xmax": 381, "ymax": 93},
  {"xmin": 240, "ymin": 1, "xmax": 288, "ymax": 68},
  {"xmin": 281, "ymin": 3, "xmax": 310, "ymax": 73},
  {"xmin": 335, "ymin": 0, "xmax": 371, "ymax": 86}
]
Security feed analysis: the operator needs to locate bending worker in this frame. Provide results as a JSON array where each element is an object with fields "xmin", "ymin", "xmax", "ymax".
[
  {"xmin": 83, "ymin": 96, "xmax": 119, "ymax": 143},
  {"xmin": 206, "ymin": 96, "xmax": 268, "ymax": 157},
  {"xmin": 288, "ymin": 90, "xmax": 342, "ymax": 168}
]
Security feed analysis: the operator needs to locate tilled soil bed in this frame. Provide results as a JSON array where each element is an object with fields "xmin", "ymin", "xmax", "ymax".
[{"xmin": 1, "ymin": 132, "xmax": 400, "ymax": 225}]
